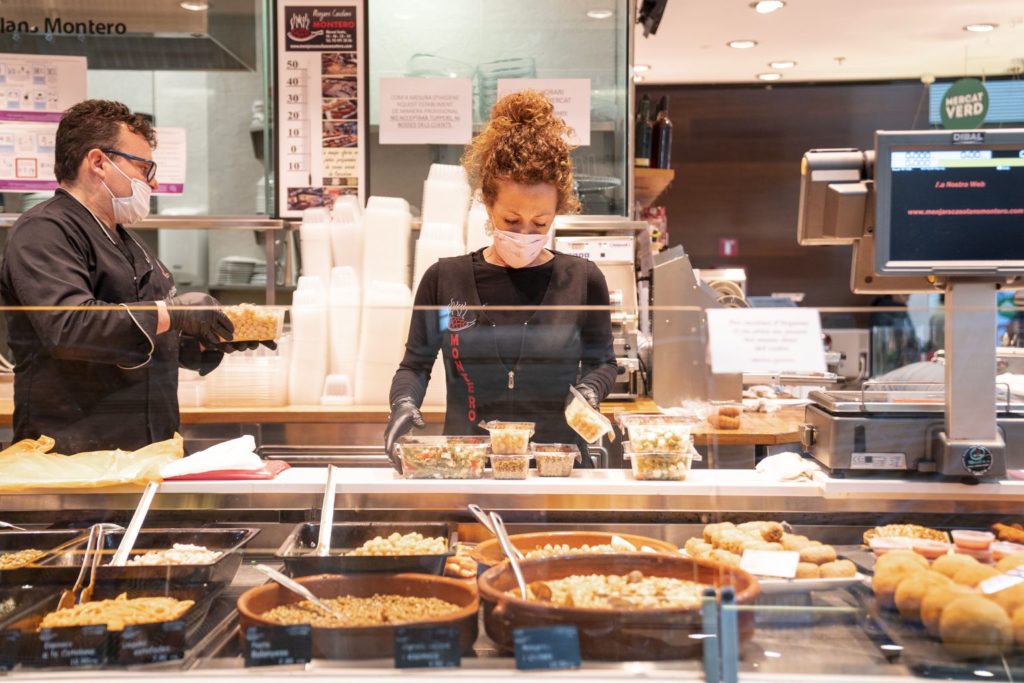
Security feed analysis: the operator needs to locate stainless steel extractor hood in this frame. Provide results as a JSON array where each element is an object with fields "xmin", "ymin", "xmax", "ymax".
[{"xmin": 0, "ymin": 0, "xmax": 257, "ymax": 71}]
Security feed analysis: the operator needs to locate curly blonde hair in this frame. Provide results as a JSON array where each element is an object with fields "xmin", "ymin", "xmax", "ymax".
[{"xmin": 461, "ymin": 90, "xmax": 580, "ymax": 214}]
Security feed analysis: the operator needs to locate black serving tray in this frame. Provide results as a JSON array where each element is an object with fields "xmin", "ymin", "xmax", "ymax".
[
  {"xmin": 0, "ymin": 530, "xmax": 86, "ymax": 586},
  {"xmin": 28, "ymin": 528, "xmax": 259, "ymax": 587},
  {"xmin": 276, "ymin": 522, "xmax": 456, "ymax": 577}
]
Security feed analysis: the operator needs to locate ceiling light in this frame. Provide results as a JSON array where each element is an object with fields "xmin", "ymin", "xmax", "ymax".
[
  {"xmin": 751, "ymin": 1, "xmax": 785, "ymax": 13},
  {"xmin": 757, "ymin": 72, "xmax": 782, "ymax": 81},
  {"xmin": 587, "ymin": 8, "xmax": 614, "ymax": 19},
  {"xmin": 963, "ymin": 23, "xmax": 997, "ymax": 32},
  {"xmin": 633, "ymin": 75, "xmax": 645, "ymax": 83},
  {"xmin": 769, "ymin": 60, "xmax": 796, "ymax": 69},
  {"xmin": 728, "ymin": 40, "xmax": 758, "ymax": 49},
  {"xmin": 180, "ymin": 0, "xmax": 209, "ymax": 9},
  {"xmin": 633, "ymin": 64, "xmax": 651, "ymax": 73}
]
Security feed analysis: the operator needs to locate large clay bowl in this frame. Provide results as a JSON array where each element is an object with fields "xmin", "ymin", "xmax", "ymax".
[
  {"xmin": 237, "ymin": 573, "xmax": 479, "ymax": 659},
  {"xmin": 479, "ymin": 553, "xmax": 759, "ymax": 661},
  {"xmin": 471, "ymin": 531, "xmax": 678, "ymax": 567}
]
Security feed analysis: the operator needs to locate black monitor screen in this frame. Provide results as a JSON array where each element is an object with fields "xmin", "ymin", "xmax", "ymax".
[{"xmin": 887, "ymin": 145, "xmax": 1024, "ymax": 263}]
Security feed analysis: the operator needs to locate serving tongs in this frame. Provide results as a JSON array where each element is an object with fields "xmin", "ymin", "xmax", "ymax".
[
  {"xmin": 0, "ymin": 521, "xmax": 27, "ymax": 531},
  {"xmin": 312, "ymin": 465, "xmax": 340, "ymax": 557},
  {"xmin": 254, "ymin": 564, "xmax": 344, "ymax": 619},
  {"xmin": 110, "ymin": 480, "xmax": 160, "ymax": 567},
  {"xmin": 468, "ymin": 504, "xmax": 524, "ymax": 560},
  {"xmin": 57, "ymin": 523, "xmax": 106, "ymax": 610},
  {"xmin": 488, "ymin": 511, "xmax": 529, "ymax": 600}
]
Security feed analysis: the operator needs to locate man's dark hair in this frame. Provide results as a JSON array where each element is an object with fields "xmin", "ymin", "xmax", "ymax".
[{"xmin": 54, "ymin": 99, "xmax": 156, "ymax": 184}]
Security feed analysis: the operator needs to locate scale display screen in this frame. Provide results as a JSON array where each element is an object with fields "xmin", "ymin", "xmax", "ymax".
[{"xmin": 875, "ymin": 130, "xmax": 1024, "ymax": 275}]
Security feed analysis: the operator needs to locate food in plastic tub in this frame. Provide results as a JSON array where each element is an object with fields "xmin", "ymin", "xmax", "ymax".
[
  {"xmin": 223, "ymin": 304, "xmax": 284, "ymax": 341},
  {"xmin": 707, "ymin": 404, "xmax": 742, "ymax": 430},
  {"xmin": 564, "ymin": 386, "xmax": 614, "ymax": 443},
  {"xmin": 531, "ymin": 443, "xmax": 581, "ymax": 477},
  {"xmin": 992, "ymin": 541, "xmax": 1024, "ymax": 561},
  {"xmin": 911, "ymin": 540, "xmax": 952, "ymax": 560},
  {"xmin": 623, "ymin": 441, "xmax": 699, "ymax": 481},
  {"xmin": 616, "ymin": 414, "xmax": 694, "ymax": 453},
  {"xmin": 868, "ymin": 537, "xmax": 917, "ymax": 557},
  {"xmin": 479, "ymin": 421, "xmax": 534, "ymax": 455},
  {"xmin": 490, "ymin": 454, "xmax": 531, "ymax": 480},
  {"xmin": 952, "ymin": 529, "xmax": 995, "ymax": 550},
  {"xmin": 397, "ymin": 436, "xmax": 487, "ymax": 479}
]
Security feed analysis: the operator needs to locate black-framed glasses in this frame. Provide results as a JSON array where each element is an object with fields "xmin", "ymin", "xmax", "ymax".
[{"xmin": 101, "ymin": 148, "xmax": 157, "ymax": 183}]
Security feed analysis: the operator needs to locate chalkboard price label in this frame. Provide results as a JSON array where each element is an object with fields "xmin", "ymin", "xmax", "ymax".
[
  {"xmin": 394, "ymin": 625, "xmax": 461, "ymax": 669},
  {"xmin": 513, "ymin": 625, "xmax": 581, "ymax": 671},
  {"xmin": 244, "ymin": 624, "xmax": 312, "ymax": 667}
]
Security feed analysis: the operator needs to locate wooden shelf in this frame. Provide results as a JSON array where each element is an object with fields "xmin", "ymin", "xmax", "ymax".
[{"xmin": 634, "ymin": 167, "xmax": 675, "ymax": 208}]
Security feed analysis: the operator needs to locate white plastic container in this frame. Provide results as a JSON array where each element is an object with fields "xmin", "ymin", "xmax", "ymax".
[
  {"xmin": 362, "ymin": 196, "xmax": 411, "ymax": 288},
  {"xmin": 328, "ymin": 266, "xmax": 361, "ymax": 379},
  {"xmin": 177, "ymin": 369, "xmax": 206, "ymax": 408},
  {"xmin": 289, "ymin": 279, "xmax": 329, "ymax": 405},
  {"xmin": 354, "ymin": 281, "xmax": 412, "ymax": 404},
  {"xmin": 299, "ymin": 209, "xmax": 333, "ymax": 284},
  {"xmin": 320, "ymin": 374, "xmax": 353, "ymax": 405},
  {"xmin": 329, "ymin": 201, "xmax": 364, "ymax": 283},
  {"xmin": 465, "ymin": 198, "xmax": 490, "ymax": 253},
  {"xmin": 205, "ymin": 338, "xmax": 290, "ymax": 407},
  {"xmin": 413, "ymin": 221, "xmax": 463, "ymax": 292},
  {"xmin": 421, "ymin": 164, "xmax": 470, "ymax": 241}
]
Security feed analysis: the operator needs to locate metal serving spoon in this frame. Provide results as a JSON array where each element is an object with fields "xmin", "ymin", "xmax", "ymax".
[
  {"xmin": 254, "ymin": 564, "xmax": 344, "ymax": 619},
  {"xmin": 488, "ymin": 511, "xmax": 529, "ymax": 600},
  {"xmin": 468, "ymin": 504, "xmax": 524, "ymax": 560},
  {"xmin": 110, "ymin": 481, "xmax": 159, "ymax": 567},
  {"xmin": 313, "ymin": 465, "xmax": 340, "ymax": 557}
]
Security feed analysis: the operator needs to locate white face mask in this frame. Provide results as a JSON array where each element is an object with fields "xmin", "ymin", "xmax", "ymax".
[
  {"xmin": 492, "ymin": 228, "xmax": 549, "ymax": 268},
  {"xmin": 102, "ymin": 156, "xmax": 152, "ymax": 225}
]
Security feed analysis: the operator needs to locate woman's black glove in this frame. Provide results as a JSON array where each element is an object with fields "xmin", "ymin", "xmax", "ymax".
[
  {"xmin": 166, "ymin": 292, "xmax": 233, "ymax": 347},
  {"xmin": 383, "ymin": 397, "xmax": 425, "ymax": 471},
  {"xmin": 567, "ymin": 383, "xmax": 601, "ymax": 410}
]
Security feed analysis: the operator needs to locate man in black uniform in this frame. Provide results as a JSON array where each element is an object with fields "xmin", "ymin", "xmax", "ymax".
[{"xmin": 0, "ymin": 99, "xmax": 242, "ymax": 452}]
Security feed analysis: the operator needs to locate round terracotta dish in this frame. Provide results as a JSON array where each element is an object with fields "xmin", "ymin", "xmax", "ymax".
[
  {"xmin": 237, "ymin": 573, "xmax": 479, "ymax": 659},
  {"xmin": 471, "ymin": 531, "xmax": 677, "ymax": 567},
  {"xmin": 479, "ymin": 553, "xmax": 759, "ymax": 661}
]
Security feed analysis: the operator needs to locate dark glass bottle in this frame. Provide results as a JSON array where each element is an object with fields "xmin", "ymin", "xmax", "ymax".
[
  {"xmin": 650, "ymin": 95, "xmax": 673, "ymax": 169},
  {"xmin": 635, "ymin": 94, "xmax": 653, "ymax": 167}
]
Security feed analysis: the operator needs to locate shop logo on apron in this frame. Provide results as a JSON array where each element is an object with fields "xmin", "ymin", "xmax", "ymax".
[{"xmin": 445, "ymin": 299, "xmax": 476, "ymax": 331}]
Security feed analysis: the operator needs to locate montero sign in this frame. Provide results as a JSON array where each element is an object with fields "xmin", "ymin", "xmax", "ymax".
[
  {"xmin": 940, "ymin": 78, "xmax": 989, "ymax": 129},
  {"xmin": 0, "ymin": 16, "xmax": 128, "ymax": 35}
]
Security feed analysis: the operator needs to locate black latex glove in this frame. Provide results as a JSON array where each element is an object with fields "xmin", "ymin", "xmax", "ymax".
[
  {"xmin": 214, "ymin": 340, "xmax": 278, "ymax": 353},
  {"xmin": 178, "ymin": 338, "xmax": 224, "ymax": 377},
  {"xmin": 166, "ymin": 292, "xmax": 234, "ymax": 347},
  {"xmin": 383, "ymin": 397, "xmax": 425, "ymax": 472},
  {"xmin": 567, "ymin": 383, "xmax": 601, "ymax": 410}
]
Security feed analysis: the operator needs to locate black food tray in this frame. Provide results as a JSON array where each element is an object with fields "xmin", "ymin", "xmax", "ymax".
[
  {"xmin": 28, "ymin": 528, "xmax": 259, "ymax": 587},
  {"xmin": 0, "ymin": 530, "xmax": 86, "ymax": 586},
  {"xmin": 277, "ymin": 522, "xmax": 456, "ymax": 576},
  {"xmin": 850, "ymin": 583, "xmax": 1024, "ymax": 680},
  {"xmin": 0, "ymin": 581, "xmax": 223, "ymax": 668}
]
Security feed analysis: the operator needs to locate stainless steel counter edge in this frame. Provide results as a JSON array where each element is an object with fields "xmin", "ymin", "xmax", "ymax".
[{"xmin": 2, "ymin": 468, "xmax": 1023, "ymax": 514}]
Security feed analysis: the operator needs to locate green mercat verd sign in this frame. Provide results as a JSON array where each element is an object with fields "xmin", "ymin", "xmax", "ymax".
[{"xmin": 940, "ymin": 78, "xmax": 989, "ymax": 129}]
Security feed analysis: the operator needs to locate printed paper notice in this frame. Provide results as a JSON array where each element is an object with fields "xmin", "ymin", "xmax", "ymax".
[
  {"xmin": 152, "ymin": 127, "xmax": 186, "ymax": 195},
  {"xmin": 0, "ymin": 54, "xmax": 86, "ymax": 123},
  {"xmin": 706, "ymin": 308, "xmax": 826, "ymax": 375},
  {"xmin": 0, "ymin": 122, "xmax": 57, "ymax": 191},
  {"xmin": 379, "ymin": 78, "xmax": 472, "ymax": 145},
  {"xmin": 496, "ymin": 78, "xmax": 590, "ymax": 146}
]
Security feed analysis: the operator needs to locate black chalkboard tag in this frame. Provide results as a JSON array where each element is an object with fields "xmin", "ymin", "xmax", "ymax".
[
  {"xmin": 513, "ymin": 625, "xmax": 581, "ymax": 671},
  {"xmin": 243, "ymin": 624, "xmax": 312, "ymax": 667},
  {"xmin": 38, "ymin": 624, "xmax": 108, "ymax": 667},
  {"xmin": 0, "ymin": 630, "xmax": 20, "ymax": 672},
  {"xmin": 393, "ymin": 625, "xmax": 461, "ymax": 669},
  {"xmin": 117, "ymin": 620, "xmax": 186, "ymax": 665}
]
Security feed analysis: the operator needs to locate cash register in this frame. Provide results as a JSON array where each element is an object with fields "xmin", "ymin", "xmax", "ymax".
[{"xmin": 797, "ymin": 128, "xmax": 1024, "ymax": 479}]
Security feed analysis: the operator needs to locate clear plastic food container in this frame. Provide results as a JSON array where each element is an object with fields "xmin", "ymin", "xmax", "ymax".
[
  {"xmin": 490, "ymin": 453, "xmax": 531, "ymax": 480},
  {"xmin": 616, "ymin": 414, "xmax": 695, "ymax": 453},
  {"xmin": 396, "ymin": 436, "xmax": 487, "ymax": 479},
  {"xmin": 623, "ymin": 441, "xmax": 701, "ymax": 481},
  {"xmin": 564, "ymin": 386, "xmax": 614, "ymax": 443},
  {"xmin": 531, "ymin": 443, "xmax": 581, "ymax": 477},
  {"xmin": 223, "ymin": 304, "xmax": 285, "ymax": 342},
  {"xmin": 479, "ymin": 421, "xmax": 535, "ymax": 454}
]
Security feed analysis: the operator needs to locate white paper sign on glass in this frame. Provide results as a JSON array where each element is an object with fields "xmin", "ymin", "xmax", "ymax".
[
  {"xmin": 496, "ymin": 78, "xmax": 591, "ymax": 146},
  {"xmin": 152, "ymin": 127, "xmax": 187, "ymax": 195},
  {"xmin": 0, "ymin": 53, "xmax": 87, "ymax": 123},
  {"xmin": 379, "ymin": 78, "xmax": 472, "ymax": 145},
  {"xmin": 740, "ymin": 550, "xmax": 800, "ymax": 579},
  {"xmin": 706, "ymin": 308, "xmax": 826, "ymax": 375}
]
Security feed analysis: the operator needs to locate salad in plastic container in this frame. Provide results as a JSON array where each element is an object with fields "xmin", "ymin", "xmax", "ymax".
[
  {"xmin": 623, "ymin": 440, "xmax": 701, "ymax": 481},
  {"xmin": 564, "ymin": 386, "xmax": 614, "ymax": 443},
  {"xmin": 396, "ymin": 435, "xmax": 488, "ymax": 479},
  {"xmin": 616, "ymin": 414, "xmax": 696, "ymax": 453},
  {"xmin": 531, "ymin": 443, "xmax": 582, "ymax": 477},
  {"xmin": 479, "ymin": 421, "xmax": 535, "ymax": 455}
]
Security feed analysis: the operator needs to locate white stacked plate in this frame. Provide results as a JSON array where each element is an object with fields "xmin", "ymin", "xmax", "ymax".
[{"xmin": 216, "ymin": 257, "xmax": 264, "ymax": 286}]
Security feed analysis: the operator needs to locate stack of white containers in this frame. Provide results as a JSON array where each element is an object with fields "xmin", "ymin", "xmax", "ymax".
[
  {"xmin": 413, "ymin": 222, "xmax": 463, "ymax": 292},
  {"xmin": 362, "ymin": 197, "xmax": 411, "ymax": 288},
  {"xmin": 355, "ymin": 281, "xmax": 412, "ymax": 405},
  {"xmin": 421, "ymin": 164, "xmax": 470, "ymax": 239},
  {"xmin": 329, "ymin": 200, "xmax": 364, "ymax": 284},
  {"xmin": 328, "ymin": 265, "xmax": 361, "ymax": 386},
  {"xmin": 298, "ymin": 208, "xmax": 333, "ymax": 284},
  {"xmin": 465, "ymin": 198, "xmax": 491, "ymax": 253},
  {"xmin": 204, "ymin": 338, "xmax": 290, "ymax": 407},
  {"xmin": 288, "ymin": 276, "xmax": 329, "ymax": 405}
]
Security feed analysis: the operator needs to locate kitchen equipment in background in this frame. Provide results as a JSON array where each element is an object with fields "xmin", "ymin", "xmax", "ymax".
[
  {"xmin": 824, "ymin": 328, "xmax": 870, "ymax": 383},
  {"xmin": 289, "ymin": 278, "xmax": 329, "ymax": 405},
  {"xmin": 362, "ymin": 197, "xmax": 412, "ymax": 288},
  {"xmin": 355, "ymin": 281, "xmax": 412, "ymax": 405},
  {"xmin": 421, "ymin": 164, "xmax": 471, "ymax": 243},
  {"xmin": 215, "ymin": 256, "xmax": 263, "ymax": 286},
  {"xmin": 159, "ymin": 228, "xmax": 209, "ymax": 288},
  {"xmin": 476, "ymin": 57, "xmax": 536, "ymax": 121}
]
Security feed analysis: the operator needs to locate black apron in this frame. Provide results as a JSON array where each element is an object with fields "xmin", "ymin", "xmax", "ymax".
[{"xmin": 434, "ymin": 252, "xmax": 588, "ymax": 449}]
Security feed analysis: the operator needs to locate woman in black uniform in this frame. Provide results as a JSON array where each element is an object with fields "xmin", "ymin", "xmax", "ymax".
[{"xmin": 383, "ymin": 90, "xmax": 617, "ymax": 468}]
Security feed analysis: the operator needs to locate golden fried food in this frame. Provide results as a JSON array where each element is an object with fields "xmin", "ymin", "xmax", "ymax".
[
  {"xmin": 685, "ymin": 538, "xmax": 713, "ymax": 558},
  {"xmin": 952, "ymin": 564, "xmax": 1000, "ymax": 588},
  {"xmin": 996, "ymin": 553, "xmax": 1024, "ymax": 573},
  {"xmin": 940, "ymin": 595, "xmax": 1013, "ymax": 659},
  {"xmin": 703, "ymin": 522, "xmax": 735, "ymax": 545},
  {"xmin": 874, "ymin": 563, "xmax": 927, "ymax": 610},
  {"xmin": 710, "ymin": 549, "xmax": 742, "ymax": 567},
  {"xmin": 746, "ymin": 541, "xmax": 784, "ymax": 552},
  {"xmin": 781, "ymin": 534, "xmax": 813, "ymax": 551},
  {"xmin": 990, "ymin": 582, "xmax": 1024, "ymax": 616},
  {"xmin": 876, "ymin": 549, "xmax": 929, "ymax": 573},
  {"xmin": 921, "ymin": 583, "xmax": 976, "ymax": 637},
  {"xmin": 799, "ymin": 544, "xmax": 837, "ymax": 565},
  {"xmin": 263, "ymin": 594, "xmax": 460, "ymax": 627},
  {"xmin": 717, "ymin": 531, "xmax": 750, "ymax": 556},
  {"xmin": 796, "ymin": 562, "xmax": 820, "ymax": 579},
  {"xmin": 0, "ymin": 549, "xmax": 44, "ymax": 569},
  {"xmin": 932, "ymin": 552, "xmax": 980, "ymax": 579},
  {"xmin": 864, "ymin": 524, "xmax": 949, "ymax": 545},
  {"xmin": 992, "ymin": 523, "xmax": 1024, "ymax": 545},
  {"xmin": 39, "ymin": 594, "xmax": 193, "ymax": 631},
  {"xmin": 707, "ymin": 413, "xmax": 740, "ymax": 429},
  {"xmin": 894, "ymin": 570, "xmax": 952, "ymax": 621},
  {"xmin": 737, "ymin": 521, "xmax": 784, "ymax": 543},
  {"xmin": 820, "ymin": 559, "xmax": 857, "ymax": 579}
]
